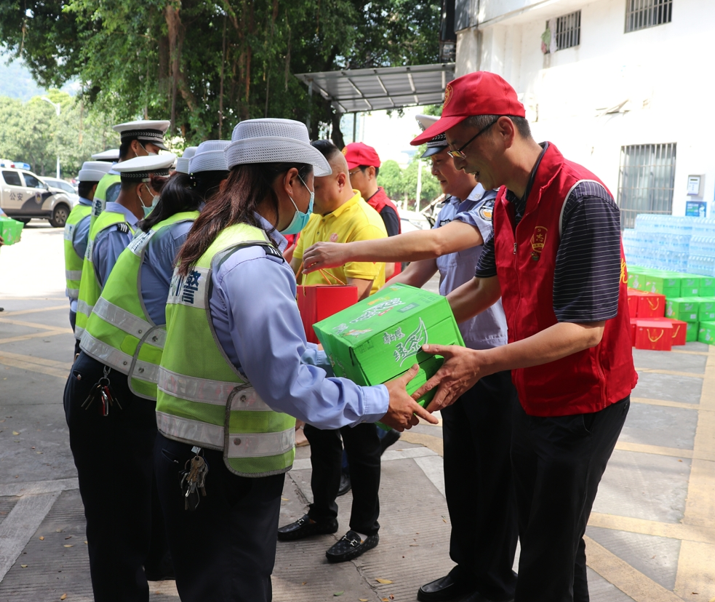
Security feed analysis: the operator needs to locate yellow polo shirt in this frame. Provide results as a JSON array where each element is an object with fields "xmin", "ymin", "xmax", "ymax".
[{"xmin": 294, "ymin": 190, "xmax": 387, "ymax": 295}]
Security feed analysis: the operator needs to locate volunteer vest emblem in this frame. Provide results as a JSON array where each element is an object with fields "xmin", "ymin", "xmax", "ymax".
[
  {"xmin": 394, "ymin": 318, "xmax": 427, "ymax": 366},
  {"xmin": 530, "ymin": 226, "xmax": 548, "ymax": 260}
]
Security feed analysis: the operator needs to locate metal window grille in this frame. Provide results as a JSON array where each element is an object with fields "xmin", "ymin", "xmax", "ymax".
[
  {"xmin": 625, "ymin": 0, "xmax": 672, "ymax": 33},
  {"xmin": 617, "ymin": 143, "xmax": 677, "ymax": 229},
  {"xmin": 555, "ymin": 11, "xmax": 581, "ymax": 50}
]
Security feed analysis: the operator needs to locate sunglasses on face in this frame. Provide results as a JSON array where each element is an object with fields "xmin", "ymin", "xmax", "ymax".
[{"xmin": 447, "ymin": 119, "xmax": 499, "ymax": 160}]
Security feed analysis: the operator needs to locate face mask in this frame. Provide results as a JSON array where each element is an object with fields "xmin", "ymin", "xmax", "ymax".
[
  {"xmin": 138, "ymin": 186, "xmax": 160, "ymax": 218},
  {"xmin": 139, "ymin": 142, "xmax": 157, "ymax": 157},
  {"xmin": 280, "ymin": 175, "xmax": 314, "ymax": 236}
]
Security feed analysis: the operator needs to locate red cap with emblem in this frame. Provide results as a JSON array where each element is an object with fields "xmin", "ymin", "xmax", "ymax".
[
  {"xmin": 411, "ymin": 71, "xmax": 525, "ymax": 146},
  {"xmin": 342, "ymin": 142, "xmax": 381, "ymax": 170}
]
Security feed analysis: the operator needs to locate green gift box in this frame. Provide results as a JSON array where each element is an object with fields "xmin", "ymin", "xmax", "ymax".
[
  {"xmin": 679, "ymin": 277, "xmax": 700, "ymax": 297},
  {"xmin": 698, "ymin": 297, "xmax": 715, "ymax": 321},
  {"xmin": 699, "ymin": 277, "xmax": 715, "ymax": 297},
  {"xmin": 686, "ymin": 321, "xmax": 699, "ymax": 342},
  {"xmin": 313, "ymin": 283, "xmax": 465, "ymax": 411},
  {"xmin": 0, "ymin": 216, "xmax": 24, "ymax": 245},
  {"xmin": 698, "ymin": 321, "xmax": 715, "ymax": 345},
  {"xmin": 642, "ymin": 274, "xmax": 682, "ymax": 298},
  {"xmin": 666, "ymin": 298, "xmax": 700, "ymax": 322}
]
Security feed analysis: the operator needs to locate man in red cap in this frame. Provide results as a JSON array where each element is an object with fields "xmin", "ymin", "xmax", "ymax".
[
  {"xmin": 342, "ymin": 142, "xmax": 402, "ymax": 279},
  {"xmin": 412, "ymin": 71, "xmax": 637, "ymax": 602}
]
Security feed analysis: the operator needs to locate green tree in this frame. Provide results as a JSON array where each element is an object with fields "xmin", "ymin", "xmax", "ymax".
[
  {"xmin": 402, "ymin": 159, "xmax": 441, "ymax": 210},
  {"xmin": 377, "ymin": 160, "xmax": 404, "ymax": 200},
  {"xmin": 0, "ymin": 1, "xmax": 440, "ymax": 147}
]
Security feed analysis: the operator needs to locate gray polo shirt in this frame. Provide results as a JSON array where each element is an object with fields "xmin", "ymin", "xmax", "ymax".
[{"xmin": 433, "ymin": 185, "xmax": 508, "ymax": 350}]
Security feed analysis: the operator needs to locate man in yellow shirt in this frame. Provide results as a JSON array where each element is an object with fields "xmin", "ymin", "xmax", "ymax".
[
  {"xmin": 279, "ymin": 140, "xmax": 388, "ymax": 564},
  {"xmin": 291, "ymin": 140, "xmax": 386, "ymax": 299}
]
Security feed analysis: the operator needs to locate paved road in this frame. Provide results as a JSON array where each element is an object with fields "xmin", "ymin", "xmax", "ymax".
[{"xmin": 0, "ymin": 222, "xmax": 713, "ymax": 601}]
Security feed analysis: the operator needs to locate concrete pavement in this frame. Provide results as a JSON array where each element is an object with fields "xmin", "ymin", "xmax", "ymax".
[{"xmin": 0, "ymin": 221, "xmax": 713, "ymax": 601}]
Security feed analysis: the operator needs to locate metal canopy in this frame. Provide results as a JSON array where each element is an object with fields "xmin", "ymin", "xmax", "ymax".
[{"xmin": 294, "ymin": 63, "xmax": 456, "ymax": 113}]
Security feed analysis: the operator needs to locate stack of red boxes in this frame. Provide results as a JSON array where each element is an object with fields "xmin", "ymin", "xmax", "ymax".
[{"xmin": 627, "ymin": 288, "xmax": 687, "ymax": 351}]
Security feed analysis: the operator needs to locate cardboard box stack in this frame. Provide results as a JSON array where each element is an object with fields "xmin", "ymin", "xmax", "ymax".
[{"xmin": 628, "ymin": 266, "xmax": 715, "ymax": 346}]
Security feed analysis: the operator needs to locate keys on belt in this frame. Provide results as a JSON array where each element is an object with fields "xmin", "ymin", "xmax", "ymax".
[
  {"xmin": 81, "ymin": 365, "xmax": 123, "ymax": 416},
  {"xmin": 180, "ymin": 446, "xmax": 209, "ymax": 511}
]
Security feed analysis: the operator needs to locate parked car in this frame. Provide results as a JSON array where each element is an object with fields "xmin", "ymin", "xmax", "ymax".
[
  {"xmin": 399, "ymin": 209, "xmax": 434, "ymax": 233},
  {"xmin": 42, "ymin": 178, "xmax": 79, "ymax": 206},
  {"xmin": 0, "ymin": 167, "xmax": 74, "ymax": 227}
]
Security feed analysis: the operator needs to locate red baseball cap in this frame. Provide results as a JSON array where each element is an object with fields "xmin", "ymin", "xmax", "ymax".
[
  {"xmin": 342, "ymin": 142, "xmax": 381, "ymax": 169},
  {"xmin": 411, "ymin": 71, "xmax": 525, "ymax": 146}
]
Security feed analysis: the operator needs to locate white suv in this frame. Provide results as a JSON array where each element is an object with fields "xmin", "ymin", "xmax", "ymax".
[{"xmin": 0, "ymin": 167, "xmax": 74, "ymax": 227}]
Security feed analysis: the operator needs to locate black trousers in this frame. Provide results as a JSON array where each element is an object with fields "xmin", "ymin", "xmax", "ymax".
[
  {"xmin": 441, "ymin": 370, "xmax": 519, "ymax": 601},
  {"xmin": 511, "ymin": 396, "xmax": 630, "ymax": 602},
  {"xmin": 154, "ymin": 434, "xmax": 284, "ymax": 602},
  {"xmin": 63, "ymin": 352, "xmax": 168, "ymax": 602},
  {"xmin": 304, "ymin": 422, "xmax": 381, "ymax": 535}
]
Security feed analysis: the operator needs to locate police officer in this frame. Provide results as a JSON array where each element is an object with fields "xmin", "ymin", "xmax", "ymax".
[
  {"xmin": 174, "ymin": 146, "xmax": 198, "ymax": 175},
  {"xmin": 65, "ymin": 153, "xmax": 200, "ymax": 602},
  {"xmin": 64, "ymin": 161, "xmax": 112, "ymax": 350},
  {"xmin": 411, "ymin": 72, "xmax": 636, "ymax": 602},
  {"xmin": 302, "ymin": 115, "xmax": 519, "ymax": 602},
  {"xmin": 91, "ymin": 120, "xmax": 170, "ymax": 226},
  {"xmin": 153, "ymin": 118, "xmax": 437, "ymax": 602}
]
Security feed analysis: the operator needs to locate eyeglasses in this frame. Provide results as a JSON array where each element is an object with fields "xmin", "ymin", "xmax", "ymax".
[
  {"xmin": 348, "ymin": 168, "xmax": 363, "ymax": 178},
  {"xmin": 447, "ymin": 119, "xmax": 499, "ymax": 160}
]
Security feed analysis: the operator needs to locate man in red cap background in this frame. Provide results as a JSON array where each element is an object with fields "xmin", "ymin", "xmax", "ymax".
[
  {"xmin": 412, "ymin": 71, "xmax": 637, "ymax": 602},
  {"xmin": 342, "ymin": 142, "xmax": 402, "ymax": 279}
]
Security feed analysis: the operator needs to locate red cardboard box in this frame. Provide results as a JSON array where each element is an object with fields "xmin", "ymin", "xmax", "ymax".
[
  {"xmin": 297, "ymin": 285, "xmax": 358, "ymax": 344},
  {"xmin": 635, "ymin": 320, "xmax": 673, "ymax": 351},
  {"xmin": 627, "ymin": 288, "xmax": 645, "ymax": 317},
  {"xmin": 637, "ymin": 292, "xmax": 666, "ymax": 318},
  {"xmin": 646, "ymin": 317, "xmax": 688, "ymax": 346}
]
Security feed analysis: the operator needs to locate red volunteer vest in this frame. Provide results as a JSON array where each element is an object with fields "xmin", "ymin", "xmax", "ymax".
[
  {"xmin": 494, "ymin": 143, "xmax": 637, "ymax": 416},
  {"xmin": 366, "ymin": 187, "xmax": 402, "ymax": 277}
]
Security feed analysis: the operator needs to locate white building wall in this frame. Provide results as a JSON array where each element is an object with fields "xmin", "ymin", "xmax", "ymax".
[{"xmin": 455, "ymin": 0, "xmax": 715, "ymax": 217}]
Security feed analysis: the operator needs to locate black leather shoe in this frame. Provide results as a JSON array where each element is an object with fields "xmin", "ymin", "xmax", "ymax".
[
  {"xmin": 325, "ymin": 530, "xmax": 379, "ymax": 563},
  {"xmin": 337, "ymin": 471, "xmax": 351, "ymax": 497},
  {"xmin": 277, "ymin": 514, "xmax": 338, "ymax": 541},
  {"xmin": 379, "ymin": 429, "xmax": 401, "ymax": 455},
  {"xmin": 417, "ymin": 573, "xmax": 476, "ymax": 602}
]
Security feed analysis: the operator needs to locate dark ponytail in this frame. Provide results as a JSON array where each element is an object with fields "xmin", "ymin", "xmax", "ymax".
[
  {"xmin": 141, "ymin": 172, "xmax": 202, "ymax": 232},
  {"xmin": 190, "ymin": 170, "xmax": 229, "ymax": 201},
  {"xmin": 176, "ymin": 162, "xmax": 312, "ymax": 277}
]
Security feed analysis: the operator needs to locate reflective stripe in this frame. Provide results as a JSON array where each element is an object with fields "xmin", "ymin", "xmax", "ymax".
[
  {"xmin": 64, "ymin": 224, "xmax": 75, "ymax": 241},
  {"xmin": 93, "ymin": 297, "xmax": 166, "ymax": 348},
  {"xmin": 77, "ymin": 300, "xmax": 94, "ymax": 316},
  {"xmin": 128, "ymin": 230, "xmax": 156, "ymax": 256},
  {"xmin": 67, "ymin": 288, "xmax": 79, "ymax": 301},
  {"xmin": 74, "ymin": 325, "xmax": 85, "ymax": 341},
  {"xmin": 157, "ymin": 368, "xmax": 272, "ymax": 410},
  {"xmin": 156, "ymin": 411, "xmax": 295, "ymax": 458},
  {"xmin": 65, "ymin": 270, "xmax": 83, "ymax": 281},
  {"xmin": 167, "ymin": 267, "xmax": 211, "ymax": 310},
  {"xmin": 80, "ymin": 331, "xmax": 160, "ymax": 383}
]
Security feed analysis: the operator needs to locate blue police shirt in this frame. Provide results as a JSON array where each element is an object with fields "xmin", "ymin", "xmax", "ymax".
[
  {"xmin": 433, "ymin": 185, "xmax": 508, "ymax": 350},
  {"xmin": 140, "ymin": 220, "xmax": 194, "ymax": 325},
  {"xmin": 208, "ymin": 214, "xmax": 389, "ymax": 430},
  {"xmin": 92, "ymin": 202, "xmax": 139, "ymax": 288}
]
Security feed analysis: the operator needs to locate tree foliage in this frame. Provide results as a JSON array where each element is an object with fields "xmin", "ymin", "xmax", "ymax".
[
  {"xmin": 0, "ymin": 1, "xmax": 440, "ymax": 147},
  {"xmin": 378, "ymin": 157, "xmax": 441, "ymax": 208},
  {"xmin": 0, "ymin": 90, "xmax": 119, "ymax": 177}
]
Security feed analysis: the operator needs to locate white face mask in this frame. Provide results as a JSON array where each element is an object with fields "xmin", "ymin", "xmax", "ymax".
[{"xmin": 139, "ymin": 142, "xmax": 157, "ymax": 157}]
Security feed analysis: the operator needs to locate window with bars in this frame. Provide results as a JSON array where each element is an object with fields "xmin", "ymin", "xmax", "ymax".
[
  {"xmin": 625, "ymin": 0, "xmax": 672, "ymax": 33},
  {"xmin": 617, "ymin": 143, "xmax": 677, "ymax": 229},
  {"xmin": 544, "ymin": 11, "xmax": 581, "ymax": 52}
]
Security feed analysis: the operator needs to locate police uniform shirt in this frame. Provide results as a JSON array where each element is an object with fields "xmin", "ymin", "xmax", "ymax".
[
  {"xmin": 139, "ymin": 221, "xmax": 194, "ymax": 325},
  {"xmin": 433, "ymin": 185, "xmax": 508, "ymax": 350},
  {"xmin": 68, "ymin": 197, "xmax": 93, "ymax": 313},
  {"xmin": 92, "ymin": 202, "xmax": 139, "ymax": 288}
]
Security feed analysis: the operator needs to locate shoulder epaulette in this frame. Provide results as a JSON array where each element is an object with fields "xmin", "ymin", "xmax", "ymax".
[{"xmin": 115, "ymin": 222, "xmax": 131, "ymax": 234}]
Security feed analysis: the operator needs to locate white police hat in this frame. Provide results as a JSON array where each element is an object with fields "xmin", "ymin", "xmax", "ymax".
[
  {"xmin": 113, "ymin": 154, "xmax": 176, "ymax": 180},
  {"xmin": 91, "ymin": 149, "xmax": 120, "ymax": 162},
  {"xmin": 225, "ymin": 118, "xmax": 330, "ymax": 176},
  {"xmin": 113, "ymin": 120, "xmax": 170, "ymax": 150},
  {"xmin": 175, "ymin": 146, "xmax": 198, "ymax": 174},
  {"xmin": 190, "ymin": 140, "xmax": 231, "ymax": 173},
  {"xmin": 415, "ymin": 114, "xmax": 448, "ymax": 158},
  {"xmin": 78, "ymin": 161, "xmax": 113, "ymax": 183}
]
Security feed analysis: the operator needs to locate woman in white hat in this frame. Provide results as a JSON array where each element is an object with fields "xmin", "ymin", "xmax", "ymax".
[{"xmin": 153, "ymin": 118, "xmax": 435, "ymax": 602}]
